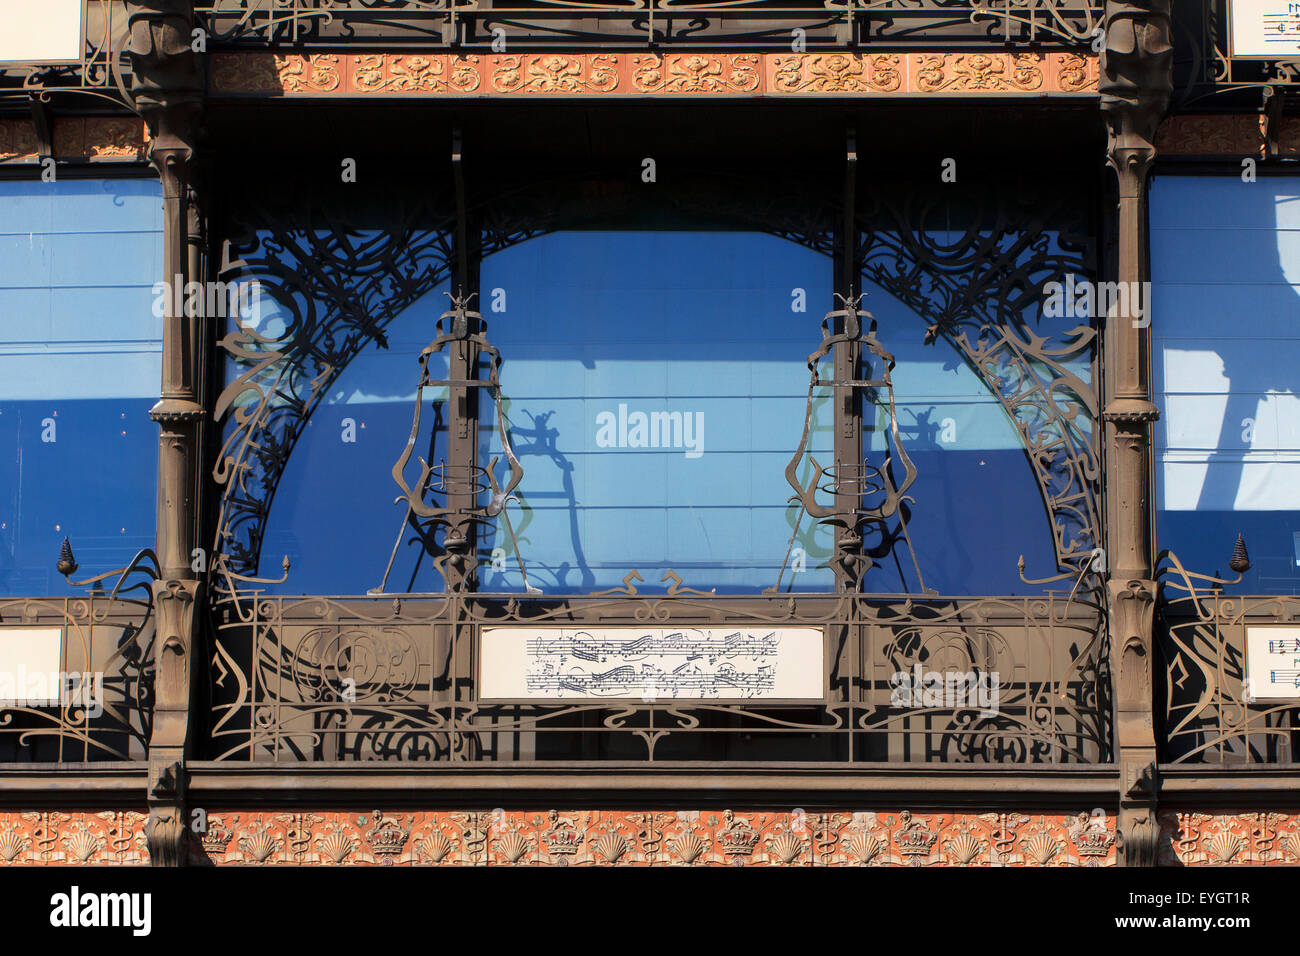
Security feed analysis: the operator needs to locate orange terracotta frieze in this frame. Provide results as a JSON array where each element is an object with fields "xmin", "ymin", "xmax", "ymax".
[
  {"xmin": 174, "ymin": 808, "xmax": 1115, "ymax": 866},
  {"xmin": 0, "ymin": 811, "xmax": 150, "ymax": 866},
  {"xmin": 1159, "ymin": 811, "xmax": 1300, "ymax": 866},
  {"xmin": 208, "ymin": 50, "xmax": 1099, "ymax": 99},
  {"xmin": 0, "ymin": 116, "xmax": 148, "ymax": 164}
]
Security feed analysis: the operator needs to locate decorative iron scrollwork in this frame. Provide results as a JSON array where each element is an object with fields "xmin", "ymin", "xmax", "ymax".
[
  {"xmin": 374, "ymin": 292, "xmax": 537, "ymax": 594},
  {"xmin": 776, "ymin": 292, "xmax": 931, "ymax": 594}
]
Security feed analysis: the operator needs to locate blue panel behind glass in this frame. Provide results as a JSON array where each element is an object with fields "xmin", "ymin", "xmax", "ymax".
[
  {"xmin": 0, "ymin": 179, "xmax": 163, "ymax": 597},
  {"xmin": 252, "ymin": 282, "xmax": 451, "ymax": 594},
  {"xmin": 478, "ymin": 232, "xmax": 834, "ymax": 593},
  {"xmin": 1151, "ymin": 175, "xmax": 1300, "ymax": 593},
  {"xmin": 855, "ymin": 281, "xmax": 1068, "ymax": 595}
]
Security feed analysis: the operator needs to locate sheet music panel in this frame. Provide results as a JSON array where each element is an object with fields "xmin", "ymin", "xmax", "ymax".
[
  {"xmin": 1245, "ymin": 625, "xmax": 1300, "ymax": 700},
  {"xmin": 480, "ymin": 626, "xmax": 825, "ymax": 701}
]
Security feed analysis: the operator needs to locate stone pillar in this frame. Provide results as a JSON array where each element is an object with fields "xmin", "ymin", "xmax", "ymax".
[
  {"xmin": 1099, "ymin": 0, "xmax": 1172, "ymax": 867},
  {"xmin": 126, "ymin": 0, "xmax": 204, "ymax": 867}
]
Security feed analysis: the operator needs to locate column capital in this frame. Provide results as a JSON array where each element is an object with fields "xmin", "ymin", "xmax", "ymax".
[{"xmin": 1100, "ymin": 1, "xmax": 1174, "ymax": 196}]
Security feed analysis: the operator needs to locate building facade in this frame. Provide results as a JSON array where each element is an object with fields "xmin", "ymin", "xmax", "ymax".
[{"xmin": 0, "ymin": 0, "xmax": 1295, "ymax": 867}]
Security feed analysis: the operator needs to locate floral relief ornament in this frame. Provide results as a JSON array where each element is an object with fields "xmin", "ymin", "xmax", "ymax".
[
  {"xmin": 915, "ymin": 52, "xmax": 1044, "ymax": 92},
  {"xmin": 492, "ymin": 55, "xmax": 619, "ymax": 94},
  {"xmin": 771, "ymin": 53, "xmax": 900, "ymax": 94},
  {"xmin": 631, "ymin": 54, "xmax": 759, "ymax": 93},
  {"xmin": 277, "ymin": 54, "xmax": 342, "ymax": 93},
  {"xmin": 354, "ymin": 54, "xmax": 480, "ymax": 94}
]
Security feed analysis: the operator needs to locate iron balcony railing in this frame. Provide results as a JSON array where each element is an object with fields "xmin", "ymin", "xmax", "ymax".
[
  {"xmin": 193, "ymin": 0, "xmax": 1103, "ymax": 49},
  {"xmin": 205, "ymin": 580, "xmax": 1113, "ymax": 764}
]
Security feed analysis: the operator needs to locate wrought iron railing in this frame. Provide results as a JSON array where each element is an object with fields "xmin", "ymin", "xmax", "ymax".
[
  {"xmin": 193, "ymin": 0, "xmax": 1102, "ymax": 48},
  {"xmin": 0, "ymin": 593, "xmax": 154, "ymax": 762},
  {"xmin": 1158, "ymin": 559, "xmax": 1300, "ymax": 765},
  {"xmin": 205, "ymin": 577, "xmax": 1111, "ymax": 764}
]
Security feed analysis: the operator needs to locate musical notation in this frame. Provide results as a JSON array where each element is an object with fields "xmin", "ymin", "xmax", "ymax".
[
  {"xmin": 527, "ymin": 662, "xmax": 775, "ymax": 698},
  {"xmin": 520, "ymin": 628, "xmax": 787, "ymax": 699},
  {"xmin": 480, "ymin": 625, "xmax": 825, "ymax": 701},
  {"xmin": 526, "ymin": 630, "xmax": 779, "ymax": 663},
  {"xmin": 1245, "ymin": 626, "xmax": 1300, "ymax": 701}
]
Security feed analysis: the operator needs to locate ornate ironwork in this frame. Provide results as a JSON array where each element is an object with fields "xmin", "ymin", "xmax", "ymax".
[
  {"xmin": 373, "ymin": 292, "xmax": 537, "ymax": 594},
  {"xmin": 1157, "ymin": 553, "xmax": 1300, "ymax": 765},
  {"xmin": 0, "ymin": 1, "xmax": 135, "ymax": 107},
  {"xmin": 778, "ymin": 293, "xmax": 930, "ymax": 593},
  {"xmin": 205, "ymin": 581, "xmax": 1111, "ymax": 763},
  {"xmin": 858, "ymin": 190, "xmax": 1100, "ymax": 580},
  {"xmin": 211, "ymin": 188, "xmax": 457, "ymax": 581},
  {"xmin": 193, "ymin": 1, "xmax": 1101, "ymax": 48},
  {"xmin": 0, "ymin": 559, "xmax": 158, "ymax": 762}
]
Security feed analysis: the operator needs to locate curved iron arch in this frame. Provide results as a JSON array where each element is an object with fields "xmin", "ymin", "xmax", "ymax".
[{"xmin": 211, "ymin": 175, "xmax": 1098, "ymax": 588}]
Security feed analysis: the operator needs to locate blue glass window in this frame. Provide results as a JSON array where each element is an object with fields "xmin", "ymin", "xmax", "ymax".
[
  {"xmin": 244, "ymin": 281, "xmax": 451, "ymax": 595},
  {"xmin": 853, "ymin": 280, "xmax": 1080, "ymax": 595},
  {"xmin": 0, "ymin": 178, "xmax": 163, "ymax": 597},
  {"xmin": 1152, "ymin": 175, "xmax": 1300, "ymax": 593},
  {"xmin": 477, "ymin": 231, "xmax": 834, "ymax": 594}
]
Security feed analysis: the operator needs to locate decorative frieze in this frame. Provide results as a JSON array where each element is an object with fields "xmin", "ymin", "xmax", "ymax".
[
  {"xmin": 1160, "ymin": 811, "xmax": 1300, "ymax": 866},
  {"xmin": 1154, "ymin": 113, "xmax": 1300, "ymax": 158},
  {"xmin": 0, "ymin": 812, "xmax": 149, "ymax": 866},
  {"xmin": 0, "ymin": 116, "xmax": 147, "ymax": 163},
  {"xmin": 208, "ymin": 51, "xmax": 1099, "ymax": 99},
  {"xmin": 148, "ymin": 809, "xmax": 1116, "ymax": 866}
]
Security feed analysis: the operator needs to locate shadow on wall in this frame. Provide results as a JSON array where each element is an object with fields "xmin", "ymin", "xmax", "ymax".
[{"xmin": 1152, "ymin": 176, "xmax": 1300, "ymax": 592}]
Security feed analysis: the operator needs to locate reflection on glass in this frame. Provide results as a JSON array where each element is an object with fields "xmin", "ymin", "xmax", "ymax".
[
  {"xmin": 1152, "ymin": 176, "xmax": 1300, "ymax": 594},
  {"xmin": 251, "ymin": 282, "xmax": 452, "ymax": 594},
  {"xmin": 478, "ymin": 231, "xmax": 835, "ymax": 593},
  {"xmin": 854, "ymin": 281, "xmax": 1076, "ymax": 595},
  {"xmin": 0, "ymin": 179, "xmax": 163, "ymax": 597}
]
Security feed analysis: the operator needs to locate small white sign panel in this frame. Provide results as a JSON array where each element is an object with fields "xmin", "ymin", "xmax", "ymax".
[
  {"xmin": 480, "ymin": 626, "xmax": 824, "ymax": 701},
  {"xmin": 0, "ymin": 627, "xmax": 64, "ymax": 704},
  {"xmin": 1245, "ymin": 625, "xmax": 1300, "ymax": 700},
  {"xmin": 0, "ymin": 0, "xmax": 83, "ymax": 64},
  {"xmin": 1231, "ymin": 0, "xmax": 1300, "ymax": 57}
]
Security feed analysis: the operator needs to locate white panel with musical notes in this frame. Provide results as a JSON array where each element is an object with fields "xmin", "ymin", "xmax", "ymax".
[
  {"xmin": 479, "ymin": 626, "xmax": 825, "ymax": 701},
  {"xmin": 1230, "ymin": 1, "xmax": 1300, "ymax": 57},
  {"xmin": 1245, "ymin": 625, "xmax": 1300, "ymax": 700}
]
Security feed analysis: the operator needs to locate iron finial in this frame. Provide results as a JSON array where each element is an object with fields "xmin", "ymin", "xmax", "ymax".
[
  {"xmin": 1229, "ymin": 534, "xmax": 1251, "ymax": 574},
  {"xmin": 57, "ymin": 536, "xmax": 78, "ymax": 577}
]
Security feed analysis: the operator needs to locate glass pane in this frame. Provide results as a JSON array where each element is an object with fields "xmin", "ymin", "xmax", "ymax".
[
  {"xmin": 0, "ymin": 179, "xmax": 163, "ymax": 597},
  {"xmin": 245, "ymin": 280, "xmax": 451, "ymax": 594},
  {"xmin": 1152, "ymin": 175, "xmax": 1300, "ymax": 593},
  {"xmin": 478, "ymin": 231, "xmax": 834, "ymax": 593},
  {"xmin": 855, "ymin": 278, "xmax": 1073, "ymax": 595}
]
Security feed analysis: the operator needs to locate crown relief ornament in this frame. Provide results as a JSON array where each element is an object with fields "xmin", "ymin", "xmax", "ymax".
[
  {"xmin": 718, "ymin": 810, "xmax": 761, "ymax": 860},
  {"xmin": 541, "ymin": 810, "xmax": 583, "ymax": 861},
  {"xmin": 893, "ymin": 811, "xmax": 938, "ymax": 864},
  {"xmin": 199, "ymin": 816, "xmax": 234, "ymax": 856},
  {"xmin": 364, "ymin": 811, "xmax": 410, "ymax": 863},
  {"xmin": 1068, "ymin": 811, "xmax": 1114, "ymax": 863}
]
